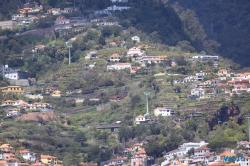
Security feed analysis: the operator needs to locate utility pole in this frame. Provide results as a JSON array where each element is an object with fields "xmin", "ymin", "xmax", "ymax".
[
  {"xmin": 144, "ymin": 92, "xmax": 150, "ymax": 116},
  {"xmin": 66, "ymin": 43, "xmax": 72, "ymax": 65},
  {"xmin": 246, "ymin": 116, "xmax": 250, "ymax": 142}
]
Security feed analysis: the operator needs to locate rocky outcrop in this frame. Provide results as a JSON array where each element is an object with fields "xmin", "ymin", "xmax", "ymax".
[{"xmin": 206, "ymin": 103, "xmax": 240, "ymax": 130}]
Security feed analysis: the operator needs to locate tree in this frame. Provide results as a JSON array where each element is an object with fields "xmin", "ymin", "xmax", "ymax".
[
  {"xmin": 131, "ymin": 95, "xmax": 141, "ymax": 108},
  {"xmin": 176, "ymin": 40, "xmax": 195, "ymax": 52},
  {"xmin": 145, "ymin": 138, "xmax": 164, "ymax": 158}
]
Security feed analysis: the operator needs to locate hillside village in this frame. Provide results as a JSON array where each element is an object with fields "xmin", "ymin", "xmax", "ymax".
[{"xmin": 0, "ymin": 0, "xmax": 250, "ymax": 166}]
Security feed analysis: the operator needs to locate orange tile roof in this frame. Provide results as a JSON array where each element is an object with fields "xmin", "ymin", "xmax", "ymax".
[
  {"xmin": 113, "ymin": 157, "xmax": 126, "ymax": 161},
  {"xmin": 195, "ymin": 146, "xmax": 210, "ymax": 151},
  {"xmin": 41, "ymin": 155, "xmax": 57, "ymax": 159},
  {"xmin": 0, "ymin": 144, "xmax": 12, "ymax": 148},
  {"xmin": 135, "ymin": 148, "xmax": 146, "ymax": 155},
  {"xmin": 136, "ymin": 115, "xmax": 144, "ymax": 118},
  {"xmin": 111, "ymin": 53, "xmax": 120, "ymax": 57},
  {"xmin": 5, "ymin": 153, "xmax": 14, "ymax": 157},
  {"xmin": 126, "ymin": 148, "xmax": 132, "ymax": 152},
  {"xmin": 225, "ymin": 163, "xmax": 239, "ymax": 166},
  {"xmin": 18, "ymin": 163, "xmax": 30, "ymax": 166},
  {"xmin": 204, "ymin": 153, "xmax": 211, "ymax": 157},
  {"xmin": 31, "ymin": 161, "xmax": 45, "ymax": 166},
  {"xmin": 219, "ymin": 151, "xmax": 236, "ymax": 157},
  {"xmin": 0, "ymin": 160, "xmax": 7, "ymax": 164},
  {"xmin": 134, "ymin": 143, "xmax": 141, "ymax": 146},
  {"xmin": 169, "ymin": 160, "xmax": 187, "ymax": 166},
  {"xmin": 19, "ymin": 150, "xmax": 31, "ymax": 154},
  {"xmin": 209, "ymin": 162, "xmax": 225, "ymax": 166},
  {"xmin": 116, "ymin": 63, "xmax": 131, "ymax": 66}
]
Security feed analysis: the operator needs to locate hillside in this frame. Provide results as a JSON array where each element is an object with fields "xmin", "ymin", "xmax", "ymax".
[
  {"xmin": 0, "ymin": 0, "xmax": 250, "ymax": 165},
  {"xmin": 169, "ymin": 0, "xmax": 250, "ymax": 67}
]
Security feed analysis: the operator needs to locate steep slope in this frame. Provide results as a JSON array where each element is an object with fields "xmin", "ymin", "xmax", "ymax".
[{"xmin": 169, "ymin": 0, "xmax": 250, "ymax": 67}]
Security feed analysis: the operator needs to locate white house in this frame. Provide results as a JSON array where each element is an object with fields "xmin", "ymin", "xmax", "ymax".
[
  {"xmin": 135, "ymin": 115, "xmax": 146, "ymax": 124},
  {"xmin": 61, "ymin": 7, "xmax": 74, "ymax": 13},
  {"xmin": 110, "ymin": 53, "xmax": 121, "ymax": 62},
  {"xmin": 47, "ymin": 8, "xmax": 61, "ymax": 15},
  {"xmin": 196, "ymin": 71, "xmax": 205, "ymax": 81},
  {"xmin": 191, "ymin": 88, "xmax": 205, "ymax": 98},
  {"xmin": 111, "ymin": 0, "xmax": 128, "ymax": 2},
  {"xmin": 0, "ymin": 65, "xmax": 27, "ymax": 80},
  {"xmin": 96, "ymin": 22, "xmax": 118, "ymax": 26},
  {"xmin": 2, "ymin": 100, "xmax": 27, "ymax": 107},
  {"xmin": 191, "ymin": 55, "xmax": 219, "ymax": 62},
  {"xmin": 164, "ymin": 141, "xmax": 208, "ymax": 161},
  {"xmin": 127, "ymin": 47, "xmax": 145, "ymax": 57},
  {"xmin": 184, "ymin": 76, "xmax": 196, "ymax": 82},
  {"xmin": 54, "ymin": 16, "xmax": 70, "ymax": 25},
  {"xmin": 154, "ymin": 107, "xmax": 175, "ymax": 116},
  {"xmin": 131, "ymin": 36, "xmax": 140, "ymax": 42},
  {"xmin": 94, "ymin": 10, "xmax": 111, "ymax": 16},
  {"xmin": 19, "ymin": 150, "xmax": 36, "ymax": 162},
  {"xmin": 107, "ymin": 5, "xmax": 130, "ymax": 11},
  {"xmin": 194, "ymin": 146, "xmax": 211, "ymax": 157},
  {"xmin": 107, "ymin": 63, "xmax": 131, "ymax": 70},
  {"xmin": 12, "ymin": 14, "xmax": 25, "ymax": 21},
  {"xmin": 6, "ymin": 111, "xmax": 20, "ymax": 117}
]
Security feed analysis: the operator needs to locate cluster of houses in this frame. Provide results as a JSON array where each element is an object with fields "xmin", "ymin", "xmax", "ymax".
[
  {"xmin": 161, "ymin": 140, "xmax": 250, "ymax": 166},
  {"xmin": 1, "ymin": 99, "xmax": 53, "ymax": 117},
  {"xmin": 101, "ymin": 140, "xmax": 250, "ymax": 166},
  {"xmin": 101, "ymin": 142, "xmax": 152, "ymax": 166},
  {"xmin": 106, "ymin": 46, "xmax": 167, "ymax": 74},
  {"xmin": 0, "ymin": 141, "xmax": 60, "ymax": 166},
  {"xmin": 184, "ymin": 69, "xmax": 250, "ymax": 99}
]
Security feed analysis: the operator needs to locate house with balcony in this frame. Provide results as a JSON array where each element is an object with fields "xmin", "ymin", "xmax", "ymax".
[
  {"xmin": 47, "ymin": 8, "xmax": 61, "ymax": 15},
  {"xmin": 0, "ymin": 144, "xmax": 15, "ymax": 153},
  {"xmin": 40, "ymin": 155, "xmax": 58, "ymax": 165},
  {"xmin": 0, "ymin": 86, "xmax": 24, "ymax": 95},
  {"xmin": 19, "ymin": 150, "xmax": 36, "ymax": 162},
  {"xmin": 110, "ymin": 53, "xmax": 121, "ymax": 62},
  {"xmin": 218, "ymin": 69, "xmax": 228, "ymax": 76},
  {"xmin": 0, "ymin": 65, "xmax": 28, "ymax": 80},
  {"xmin": 127, "ymin": 47, "xmax": 145, "ymax": 57},
  {"xmin": 154, "ymin": 107, "xmax": 175, "ymax": 116},
  {"xmin": 131, "ymin": 149, "xmax": 148, "ymax": 166},
  {"xmin": 61, "ymin": 7, "xmax": 74, "ymax": 13},
  {"xmin": 190, "ymin": 88, "xmax": 205, "ymax": 98},
  {"xmin": 107, "ymin": 63, "xmax": 131, "ymax": 70},
  {"xmin": 194, "ymin": 146, "xmax": 211, "ymax": 157},
  {"xmin": 131, "ymin": 36, "xmax": 140, "ymax": 42},
  {"xmin": 191, "ymin": 55, "xmax": 219, "ymax": 62},
  {"xmin": 107, "ymin": 5, "xmax": 130, "ymax": 11},
  {"xmin": 6, "ymin": 110, "xmax": 20, "ymax": 117},
  {"xmin": 163, "ymin": 141, "xmax": 208, "ymax": 163},
  {"xmin": 135, "ymin": 115, "xmax": 148, "ymax": 124},
  {"xmin": 196, "ymin": 71, "xmax": 205, "ymax": 81},
  {"xmin": 54, "ymin": 16, "xmax": 70, "ymax": 25},
  {"xmin": 12, "ymin": 14, "xmax": 25, "ymax": 21},
  {"xmin": 2, "ymin": 100, "xmax": 27, "ymax": 107}
]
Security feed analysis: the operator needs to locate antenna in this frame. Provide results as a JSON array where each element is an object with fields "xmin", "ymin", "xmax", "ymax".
[
  {"xmin": 66, "ymin": 42, "xmax": 72, "ymax": 65},
  {"xmin": 144, "ymin": 92, "xmax": 150, "ymax": 116},
  {"xmin": 246, "ymin": 116, "xmax": 250, "ymax": 142}
]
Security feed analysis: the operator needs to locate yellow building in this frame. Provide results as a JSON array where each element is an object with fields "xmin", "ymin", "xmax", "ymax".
[
  {"xmin": 40, "ymin": 155, "xmax": 58, "ymax": 165},
  {"xmin": 0, "ymin": 86, "xmax": 24, "ymax": 94},
  {"xmin": 51, "ymin": 90, "xmax": 61, "ymax": 97}
]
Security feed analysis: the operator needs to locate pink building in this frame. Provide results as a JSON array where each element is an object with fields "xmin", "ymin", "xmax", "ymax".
[{"xmin": 131, "ymin": 149, "xmax": 147, "ymax": 166}]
